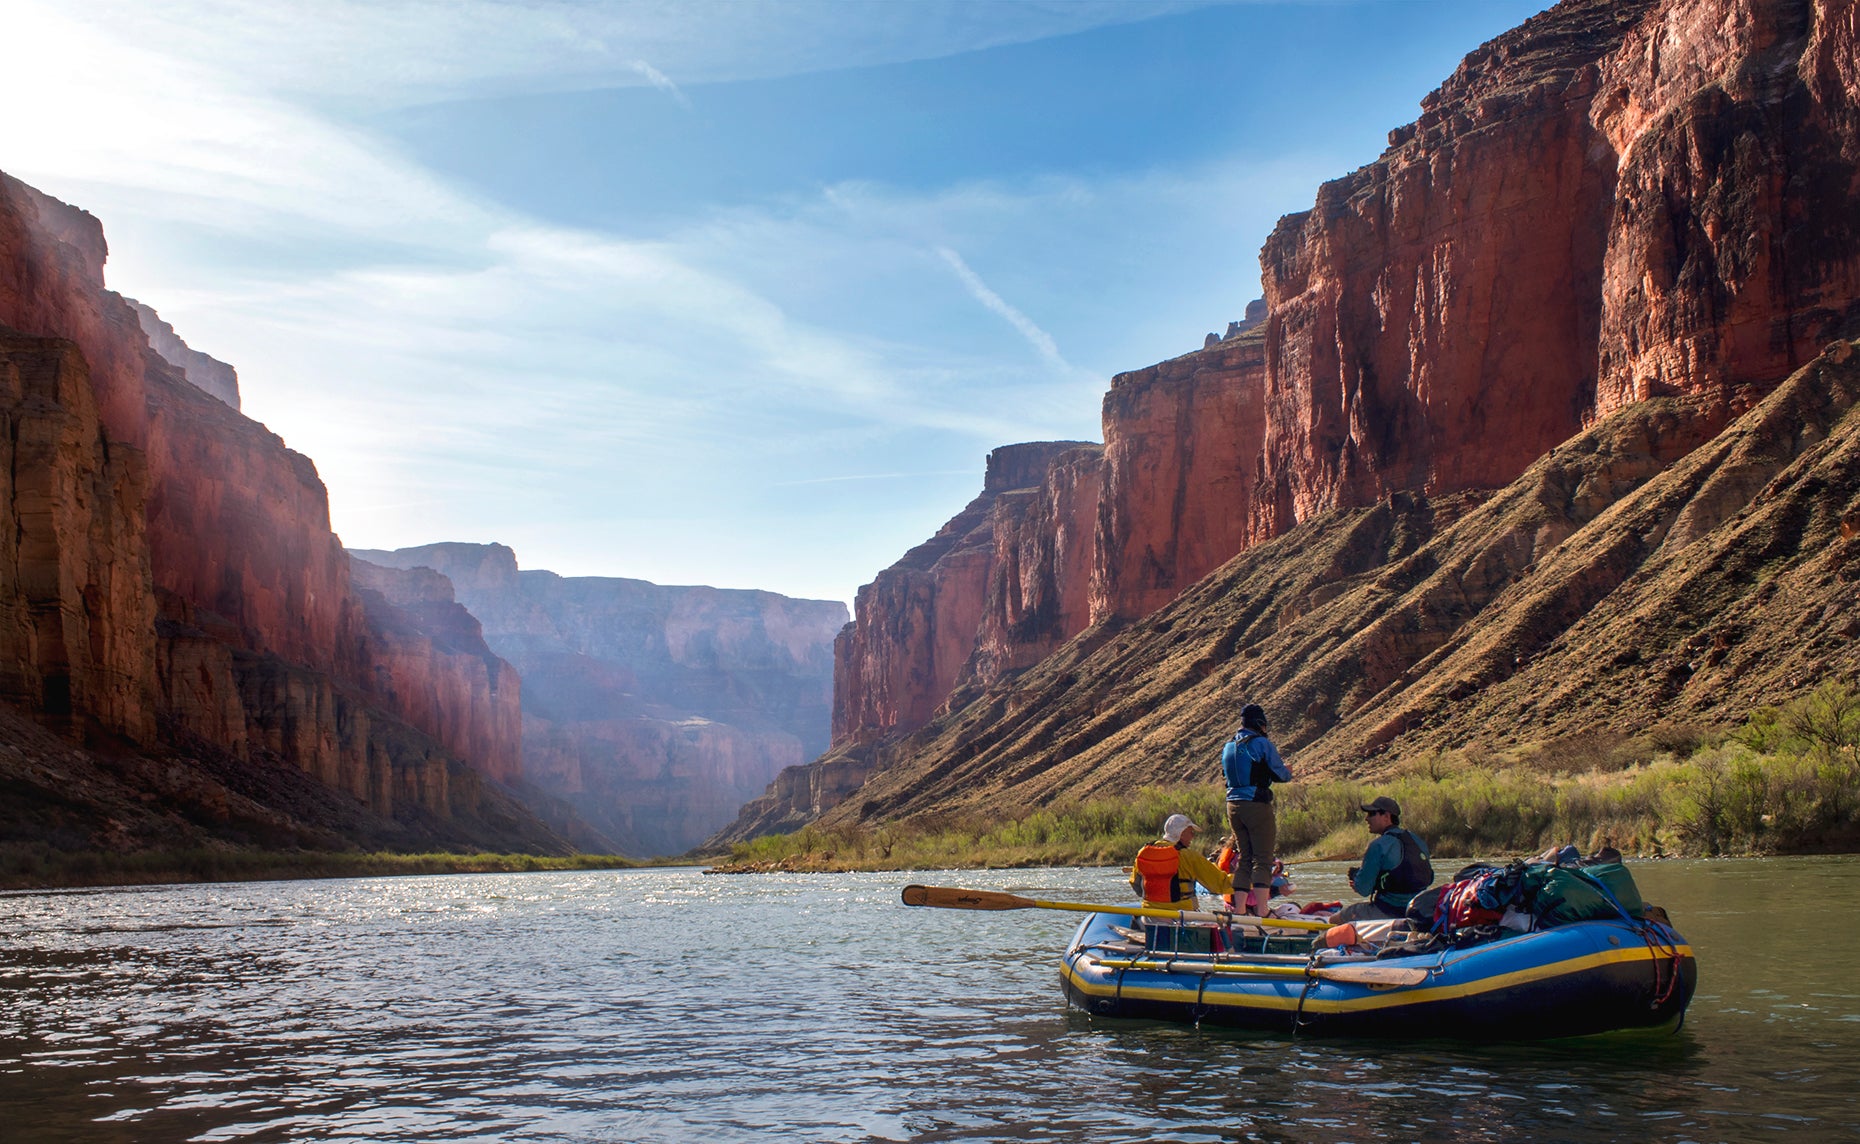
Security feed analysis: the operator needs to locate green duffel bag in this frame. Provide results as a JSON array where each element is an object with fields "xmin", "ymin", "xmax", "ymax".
[
  {"xmin": 1579, "ymin": 861, "xmax": 1644, "ymax": 917},
  {"xmin": 1524, "ymin": 863, "xmax": 1641, "ymax": 926}
]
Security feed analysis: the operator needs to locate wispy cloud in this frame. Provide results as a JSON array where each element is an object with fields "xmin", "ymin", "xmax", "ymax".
[
  {"xmin": 629, "ymin": 60, "xmax": 693, "ymax": 110},
  {"xmin": 0, "ymin": 0, "xmax": 1351, "ymax": 605},
  {"xmin": 4, "ymin": 0, "xmax": 1231, "ymax": 108},
  {"xmin": 936, "ymin": 246, "xmax": 1069, "ymax": 372}
]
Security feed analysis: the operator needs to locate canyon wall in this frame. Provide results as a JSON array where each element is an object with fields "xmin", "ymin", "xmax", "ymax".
[
  {"xmin": 347, "ymin": 561, "xmax": 524, "ymax": 786},
  {"xmin": 1092, "ymin": 328, "xmax": 1268, "ymax": 623},
  {"xmin": 831, "ymin": 441, "xmax": 1096, "ymax": 746},
  {"xmin": 1255, "ymin": 0, "xmax": 1860, "ymax": 539},
  {"xmin": 0, "ymin": 331, "xmax": 156, "ymax": 743},
  {"xmin": 351, "ymin": 543, "xmax": 846, "ymax": 855},
  {"xmin": 0, "ymin": 170, "xmax": 553, "ymax": 852},
  {"xmin": 792, "ymin": 340, "xmax": 1860, "ymax": 830},
  {"xmin": 721, "ymin": 0, "xmax": 1860, "ymax": 843}
]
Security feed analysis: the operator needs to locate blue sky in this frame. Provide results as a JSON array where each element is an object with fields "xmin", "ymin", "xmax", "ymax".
[{"xmin": 2, "ymin": 0, "xmax": 1549, "ymax": 607}]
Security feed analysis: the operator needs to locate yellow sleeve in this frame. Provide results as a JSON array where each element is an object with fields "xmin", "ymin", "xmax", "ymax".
[{"xmin": 1178, "ymin": 848, "xmax": 1234, "ymax": 896}]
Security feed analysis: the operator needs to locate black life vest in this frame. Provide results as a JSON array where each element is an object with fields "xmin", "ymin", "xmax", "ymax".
[
  {"xmin": 1134, "ymin": 842, "xmax": 1192, "ymax": 905},
  {"xmin": 1376, "ymin": 828, "xmax": 1435, "ymax": 897}
]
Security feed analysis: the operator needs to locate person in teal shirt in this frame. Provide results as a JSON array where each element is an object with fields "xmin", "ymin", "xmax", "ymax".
[{"xmin": 1335, "ymin": 796, "xmax": 1434, "ymax": 923}]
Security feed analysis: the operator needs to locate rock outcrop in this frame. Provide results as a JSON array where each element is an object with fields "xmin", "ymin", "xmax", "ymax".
[
  {"xmin": 348, "ymin": 560, "xmax": 523, "ymax": 785},
  {"xmin": 0, "ymin": 170, "xmax": 558, "ymax": 855},
  {"xmin": 720, "ymin": 0, "xmax": 1860, "ymax": 843},
  {"xmin": 352, "ymin": 543, "xmax": 846, "ymax": 855},
  {"xmin": 127, "ymin": 299, "xmax": 239, "ymax": 408},
  {"xmin": 830, "ymin": 441, "xmax": 1097, "ymax": 747},
  {"xmin": 1093, "ymin": 328, "xmax": 1268, "ymax": 623}
]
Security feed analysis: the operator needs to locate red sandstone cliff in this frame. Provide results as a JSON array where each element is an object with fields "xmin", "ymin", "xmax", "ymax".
[
  {"xmin": 352, "ymin": 543, "xmax": 846, "ymax": 855},
  {"xmin": 1255, "ymin": 0, "xmax": 1860, "ymax": 538},
  {"xmin": 848, "ymin": 0, "xmax": 1860, "ymax": 747},
  {"xmin": 721, "ymin": 0, "xmax": 1860, "ymax": 843},
  {"xmin": 0, "ymin": 170, "xmax": 552, "ymax": 852},
  {"xmin": 831, "ymin": 441, "xmax": 1097, "ymax": 745},
  {"xmin": 1093, "ymin": 329, "xmax": 1268, "ymax": 623},
  {"xmin": 348, "ymin": 561, "xmax": 523, "ymax": 786},
  {"xmin": 0, "ymin": 331, "xmax": 156, "ymax": 743}
]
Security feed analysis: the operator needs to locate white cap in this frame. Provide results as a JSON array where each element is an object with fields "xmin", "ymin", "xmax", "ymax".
[{"xmin": 1162, "ymin": 814, "xmax": 1197, "ymax": 843}]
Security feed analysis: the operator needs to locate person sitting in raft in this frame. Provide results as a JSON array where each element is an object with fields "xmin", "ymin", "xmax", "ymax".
[
  {"xmin": 1333, "ymin": 796, "xmax": 1435, "ymax": 924},
  {"xmin": 1130, "ymin": 814, "xmax": 1234, "ymax": 910}
]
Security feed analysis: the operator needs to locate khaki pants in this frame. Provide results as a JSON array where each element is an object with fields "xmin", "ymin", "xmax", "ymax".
[{"xmin": 1224, "ymin": 800, "xmax": 1276, "ymax": 893}]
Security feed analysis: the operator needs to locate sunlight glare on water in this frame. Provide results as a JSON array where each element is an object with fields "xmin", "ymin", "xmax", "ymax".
[{"xmin": 2, "ymin": 859, "xmax": 1858, "ymax": 1142}]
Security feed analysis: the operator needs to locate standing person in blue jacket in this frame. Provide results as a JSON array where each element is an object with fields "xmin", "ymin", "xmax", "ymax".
[
  {"xmin": 1335, "ymin": 795, "xmax": 1434, "ymax": 923},
  {"xmin": 1221, "ymin": 702, "xmax": 1292, "ymax": 916}
]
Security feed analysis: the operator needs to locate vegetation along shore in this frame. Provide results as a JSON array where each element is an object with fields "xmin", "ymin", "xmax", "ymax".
[{"xmin": 707, "ymin": 682, "xmax": 1860, "ymax": 874}]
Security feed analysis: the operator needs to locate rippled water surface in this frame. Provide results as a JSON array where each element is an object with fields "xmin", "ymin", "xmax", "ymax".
[{"xmin": 2, "ymin": 858, "xmax": 1857, "ymax": 1142}]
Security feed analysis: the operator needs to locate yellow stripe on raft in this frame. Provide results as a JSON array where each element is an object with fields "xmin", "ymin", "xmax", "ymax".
[{"xmin": 1064, "ymin": 941, "xmax": 1694, "ymax": 1015}]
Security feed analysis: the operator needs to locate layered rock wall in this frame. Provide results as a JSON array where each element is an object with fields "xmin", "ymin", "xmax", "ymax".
[
  {"xmin": 0, "ymin": 174, "xmax": 148, "ymax": 449},
  {"xmin": 0, "ymin": 332, "xmax": 156, "ymax": 742},
  {"xmin": 1253, "ymin": 0, "xmax": 1655, "ymax": 540},
  {"xmin": 727, "ymin": 0, "xmax": 1860, "ymax": 842},
  {"xmin": 970, "ymin": 444, "xmax": 1103, "ymax": 683},
  {"xmin": 349, "ymin": 560, "xmax": 524, "ymax": 785},
  {"xmin": 1093, "ymin": 330, "xmax": 1267, "ymax": 622},
  {"xmin": 352, "ymin": 542, "xmax": 846, "ymax": 854},
  {"xmin": 831, "ymin": 441, "xmax": 1094, "ymax": 745},
  {"xmin": 1592, "ymin": 0, "xmax": 1860, "ymax": 415},
  {"xmin": 0, "ymin": 170, "xmax": 541, "ymax": 843}
]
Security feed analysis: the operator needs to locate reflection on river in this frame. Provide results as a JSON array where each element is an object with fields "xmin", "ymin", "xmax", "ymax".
[{"xmin": 2, "ymin": 857, "xmax": 1856, "ymax": 1142}]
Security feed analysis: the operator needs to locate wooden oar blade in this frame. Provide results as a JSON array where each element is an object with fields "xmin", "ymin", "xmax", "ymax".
[
  {"xmin": 1312, "ymin": 964, "xmax": 1429, "ymax": 987},
  {"xmin": 901, "ymin": 884, "xmax": 1034, "ymax": 911}
]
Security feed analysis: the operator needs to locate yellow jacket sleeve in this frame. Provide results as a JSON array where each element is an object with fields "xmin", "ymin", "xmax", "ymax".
[{"xmin": 1177, "ymin": 847, "xmax": 1234, "ymax": 897}]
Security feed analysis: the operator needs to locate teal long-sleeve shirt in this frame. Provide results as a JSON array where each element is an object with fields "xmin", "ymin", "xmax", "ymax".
[{"xmin": 1350, "ymin": 828, "xmax": 1430, "ymax": 906}]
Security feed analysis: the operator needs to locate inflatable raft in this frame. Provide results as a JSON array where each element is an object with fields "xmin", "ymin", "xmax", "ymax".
[{"xmin": 1060, "ymin": 909, "xmax": 1697, "ymax": 1038}]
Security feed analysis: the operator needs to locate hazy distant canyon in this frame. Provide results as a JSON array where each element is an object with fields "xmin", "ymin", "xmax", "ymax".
[{"xmin": 352, "ymin": 544, "xmax": 843, "ymax": 855}]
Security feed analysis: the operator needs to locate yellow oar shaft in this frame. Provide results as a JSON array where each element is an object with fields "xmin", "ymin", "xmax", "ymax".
[
  {"xmin": 1031, "ymin": 898, "xmax": 1326, "ymax": 930},
  {"xmin": 900, "ymin": 883, "xmax": 1330, "ymax": 931}
]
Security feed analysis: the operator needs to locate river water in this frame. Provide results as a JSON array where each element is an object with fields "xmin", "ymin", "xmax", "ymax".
[{"xmin": 1, "ymin": 857, "xmax": 1854, "ymax": 1142}]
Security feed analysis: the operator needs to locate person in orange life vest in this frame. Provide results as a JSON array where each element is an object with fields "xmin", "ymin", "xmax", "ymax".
[
  {"xmin": 1221, "ymin": 702, "xmax": 1293, "ymax": 915},
  {"xmin": 1130, "ymin": 814, "xmax": 1233, "ymax": 909}
]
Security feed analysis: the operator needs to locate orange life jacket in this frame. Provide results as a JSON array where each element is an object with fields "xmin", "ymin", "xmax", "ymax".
[
  {"xmin": 1214, "ymin": 841, "xmax": 1242, "ymax": 910},
  {"xmin": 1134, "ymin": 842, "xmax": 1191, "ymax": 905}
]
